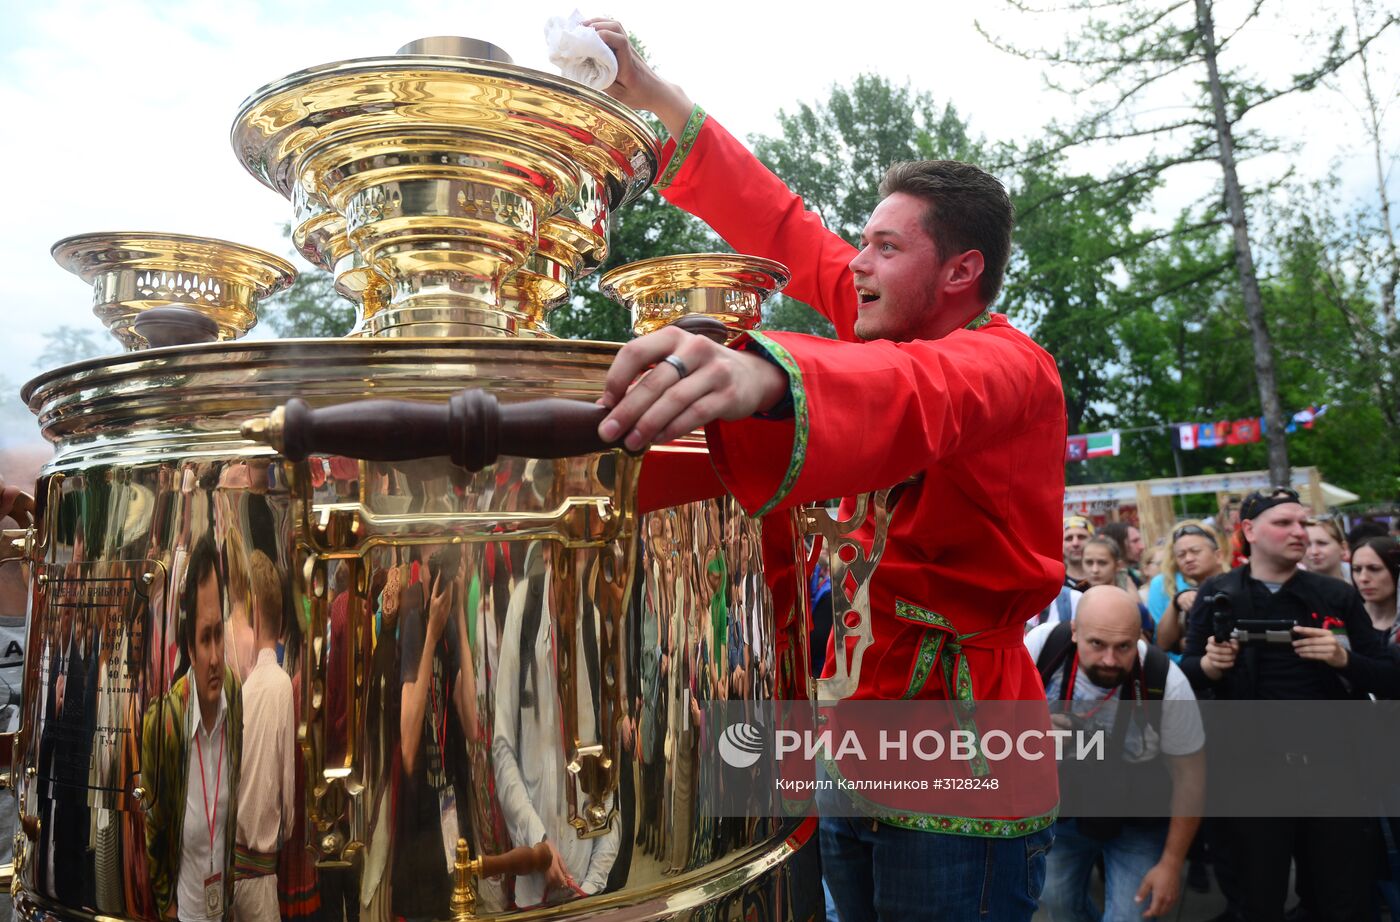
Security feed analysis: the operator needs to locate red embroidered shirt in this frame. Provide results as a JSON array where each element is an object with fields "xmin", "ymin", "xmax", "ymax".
[{"xmin": 656, "ymin": 109, "xmax": 1066, "ymax": 711}]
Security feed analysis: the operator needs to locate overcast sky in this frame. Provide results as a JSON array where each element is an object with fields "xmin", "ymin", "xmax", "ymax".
[{"xmin": 1, "ymin": 0, "xmax": 1395, "ymax": 398}]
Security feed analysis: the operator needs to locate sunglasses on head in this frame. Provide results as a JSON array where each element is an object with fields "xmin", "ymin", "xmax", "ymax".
[{"xmin": 1173, "ymin": 524, "xmax": 1218, "ymax": 546}]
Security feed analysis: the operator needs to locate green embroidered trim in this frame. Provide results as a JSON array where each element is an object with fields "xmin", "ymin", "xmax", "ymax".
[
  {"xmin": 894, "ymin": 599, "xmax": 955, "ymax": 630},
  {"xmin": 747, "ymin": 331, "xmax": 808, "ymax": 518},
  {"xmin": 903, "ymin": 630, "xmax": 945, "ymax": 700},
  {"xmin": 878, "ymin": 808, "xmax": 1059, "ymax": 838},
  {"xmin": 821, "ymin": 757, "xmax": 1059, "ymax": 838},
  {"xmin": 893, "ymin": 600, "xmax": 989, "ymax": 775},
  {"xmin": 964, "ymin": 310, "xmax": 993, "ymax": 331},
  {"xmin": 654, "ymin": 104, "xmax": 706, "ymax": 191}
]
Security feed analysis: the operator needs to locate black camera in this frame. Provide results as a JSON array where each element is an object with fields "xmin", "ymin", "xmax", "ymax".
[
  {"xmin": 1209, "ymin": 593, "xmax": 1235, "ymax": 644},
  {"xmin": 1210, "ymin": 591, "xmax": 1296, "ymax": 644},
  {"xmin": 428, "ymin": 546, "xmax": 462, "ymax": 586}
]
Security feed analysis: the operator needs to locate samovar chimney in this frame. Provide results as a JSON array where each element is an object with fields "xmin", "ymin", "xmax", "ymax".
[{"xmin": 396, "ymin": 36, "xmax": 514, "ymax": 62}]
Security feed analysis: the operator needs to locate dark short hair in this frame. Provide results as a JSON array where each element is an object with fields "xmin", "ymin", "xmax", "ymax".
[
  {"xmin": 1348, "ymin": 520, "xmax": 1390, "ymax": 549},
  {"xmin": 878, "ymin": 160, "xmax": 1014, "ymax": 304},
  {"xmin": 1354, "ymin": 537, "xmax": 1400, "ymax": 592},
  {"xmin": 1098, "ymin": 521, "xmax": 1137, "ymax": 551},
  {"xmin": 181, "ymin": 534, "xmax": 224, "ymax": 662}
]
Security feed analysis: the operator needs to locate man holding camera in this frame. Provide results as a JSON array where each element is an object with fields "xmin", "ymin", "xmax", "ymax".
[{"xmin": 1181, "ymin": 488, "xmax": 1400, "ymax": 921}]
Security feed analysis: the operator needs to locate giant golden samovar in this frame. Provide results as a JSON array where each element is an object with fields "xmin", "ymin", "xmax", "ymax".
[{"xmin": 0, "ymin": 38, "xmax": 823, "ymax": 922}]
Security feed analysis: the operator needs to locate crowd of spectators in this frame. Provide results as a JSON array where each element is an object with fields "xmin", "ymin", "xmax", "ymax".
[{"xmin": 1029, "ymin": 494, "xmax": 1400, "ymax": 921}]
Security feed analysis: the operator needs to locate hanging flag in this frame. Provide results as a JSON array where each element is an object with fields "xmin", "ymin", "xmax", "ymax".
[
  {"xmin": 1226, "ymin": 417, "xmax": 1262, "ymax": 445},
  {"xmin": 1085, "ymin": 431, "xmax": 1121, "ymax": 458},
  {"xmin": 1289, "ymin": 404, "xmax": 1330, "ymax": 431},
  {"xmin": 1066, "ymin": 436, "xmax": 1088, "ymax": 462},
  {"xmin": 1176, "ymin": 424, "xmax": 1197, "ymax": 450},
  {"xmin": 1196, "ymin": 422, "xmax": 1222, "ymax": 448}
]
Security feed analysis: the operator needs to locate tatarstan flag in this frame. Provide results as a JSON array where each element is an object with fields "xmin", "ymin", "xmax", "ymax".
[{"xmin": 1085, "ymin": 431, "xmax": 1120, "ymax": 458}]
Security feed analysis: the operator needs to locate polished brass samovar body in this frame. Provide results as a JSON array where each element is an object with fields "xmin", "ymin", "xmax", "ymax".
[{"xmin": 3, "ymin": 39, "xmax": 819, "ymax": 922}]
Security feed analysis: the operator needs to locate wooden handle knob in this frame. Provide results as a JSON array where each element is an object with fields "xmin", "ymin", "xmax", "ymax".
[{"xmin": 248, "ymin": 390, "xmax": 619, "ymax": 472}]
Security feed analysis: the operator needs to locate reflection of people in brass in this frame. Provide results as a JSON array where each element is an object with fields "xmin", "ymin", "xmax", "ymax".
[
  {"xmin": 232, "ymin": 551, "xmax": 294, "ymax": 921},
  {"xmin": 393, "ymin": 550, "xmax": 470, "ymax": 920},
  {"xmin": 55, "ymin": 601, "xmax": 99, "ymax": 907},
  {"xmin": 223, "ymin": 532, "xmax": 255, "ymax": 683},
  {"xmin": 635, "ymin": 517, "xmax": 666, "ymax": 859},
  {"xmin": 141, "ymin": 535, "xmax": 243, "ymax": 921},
  {"xmin": 493, "ymin": 544, "xmax": 619, "ymax": 906}
]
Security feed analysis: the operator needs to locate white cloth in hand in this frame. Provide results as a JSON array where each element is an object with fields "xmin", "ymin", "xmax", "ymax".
[{"xmin": 544, "ymin": 10, "xmax": 618, "ymax": 90}]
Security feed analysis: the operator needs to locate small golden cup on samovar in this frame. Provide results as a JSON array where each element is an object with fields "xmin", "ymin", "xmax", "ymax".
[
  {"xmin": 51, "ymin": 232, "xmax": 295, "ymax": 349},
  {"xmin": 600, "ymin": 253, "xmax": 790, "ymax": 340}
]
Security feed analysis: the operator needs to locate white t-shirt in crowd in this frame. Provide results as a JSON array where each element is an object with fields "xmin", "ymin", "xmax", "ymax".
[{"xmin": 1024, "ymin": 622, "xmax": 1205, "ymax": 763}]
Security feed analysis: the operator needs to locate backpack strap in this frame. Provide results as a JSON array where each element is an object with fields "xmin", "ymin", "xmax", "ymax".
[
  {"xmin": 1139, "ymin": 643, "xmax": 1171, "ymax": 735},
  {"xmin": 1035, "ymin": 620, "xmax": 1076, "ymax": 690},
  {"xmin": 1141, "ymin": 645, "xmax": 1170, "ymax": 700}
]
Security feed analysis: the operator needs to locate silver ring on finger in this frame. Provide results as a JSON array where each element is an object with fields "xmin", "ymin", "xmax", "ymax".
[{"xmin": 661, "ymin": 354, "xmax": 689, "ymax": 379}]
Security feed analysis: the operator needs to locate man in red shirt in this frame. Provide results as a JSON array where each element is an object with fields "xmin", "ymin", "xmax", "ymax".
[{"xmin": 588, "ymin": 20, "xmax": 1066, "ymax": 921}]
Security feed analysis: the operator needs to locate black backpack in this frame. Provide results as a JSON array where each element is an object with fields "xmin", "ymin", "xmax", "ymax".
[{"xmin": 1033, "ymin": 620, "xmax": 1174, "ymax": 837}]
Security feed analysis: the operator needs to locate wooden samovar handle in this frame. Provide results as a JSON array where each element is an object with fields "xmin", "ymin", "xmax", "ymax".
[
  {"xmin": 242, "ymin": 316, "xmax": 729, "ymax": 468},
  {"xmin": 244, "ymin": 389, "xmax": 614, "ymax": 471}
]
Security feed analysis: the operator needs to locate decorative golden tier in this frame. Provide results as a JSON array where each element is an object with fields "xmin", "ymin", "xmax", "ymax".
[
  {"xmin": 51, "ymin": 231, "xmax": 296, "ymax": 349},
  {"xmin": 231, "ymin": 52, "xmax": 658, "ymax": 337},
  {"xmin": 600, "ymin": 253, "xmax": 791, "ymax": 338},
  {"xmin": 291, "ymin": 180, "xmax": 352, "ymax": 274}
]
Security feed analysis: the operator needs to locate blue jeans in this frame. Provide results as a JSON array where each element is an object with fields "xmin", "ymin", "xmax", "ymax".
[
  {"xmin": 1041, "ymin": 818, "xmax": 1168, "ymax": 922},
  {"xmin": 818, "ymin": 813, "xmax": 1053, "ymax": 921}
]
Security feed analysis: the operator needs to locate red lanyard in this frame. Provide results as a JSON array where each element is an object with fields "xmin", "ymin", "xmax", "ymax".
[
  {"xmin": 1064, "ymin": 652, "xmax": 1122, "ymax": 720},
  {"xmin": 195, "ymin": 717, "xmax": 225, "ymax": 872}
]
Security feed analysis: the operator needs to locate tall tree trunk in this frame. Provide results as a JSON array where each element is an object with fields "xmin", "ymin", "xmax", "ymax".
[
  {"xmin": 1195, "ymin": 0, "xmax": 1291, "ymax": 485},
  {"xmin": 1353, "ymin": 0, "xmax": 1399, "ymax": 333},
  {"xmin": 1351, "ymin": 0, "xmax": 1400, "ymax": 473}
]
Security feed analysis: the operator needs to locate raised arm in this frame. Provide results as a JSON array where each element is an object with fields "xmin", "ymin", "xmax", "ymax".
[
  {"xmin": 586, "ymin": 19, "xmax": 860, "ymax": 336},
  {"xmin": 599, "ymin": 318, "xmax": 1063, "ymax": 516}
]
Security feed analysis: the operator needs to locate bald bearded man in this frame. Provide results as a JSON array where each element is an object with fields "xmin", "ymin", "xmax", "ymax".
[{"xmin": 1027, "ymin": 587, "xmax": 1205, "ymax": 921}]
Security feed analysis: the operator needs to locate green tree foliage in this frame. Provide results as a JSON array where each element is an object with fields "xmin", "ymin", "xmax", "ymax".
[
  {"xmin": 752, "ymin": 75, "xmax": 979, "ymax": 245},
  {"xmin": 761, "ymin": 295, "xmax": 835, "ymax": 339},
  {"xmin": 980, "ymin": 0, "xmax": 1397, "ymax": 484},
  {"xmin": 552, "ymin": 183, "xmax": 719, "ymax": 342},
  {"xmin": 1000, "ymin": 143, "xmax": 1172, "ymax": 441},
  {"xmin": 262, "ymin": 263, "xmax": 351, "ymax": 339}
]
